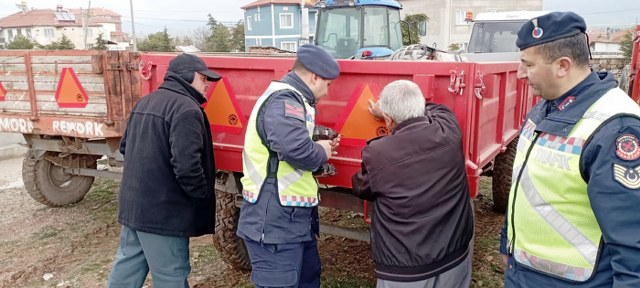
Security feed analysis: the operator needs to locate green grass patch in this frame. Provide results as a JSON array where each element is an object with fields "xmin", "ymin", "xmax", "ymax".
[
  {"xmin": 33, "ymin": 226, "xmax": 61, "ymax": 240},
  {"xmin": 321, "ymin": 276, "xmax": 373, "ymax": 288}
]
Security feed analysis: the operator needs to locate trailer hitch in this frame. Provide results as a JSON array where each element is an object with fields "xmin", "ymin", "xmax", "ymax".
[
  {"xmin": 139, "ymin": 61, "xmax": 154, "ymax": 80},
  {"xmin": 474, "ymin": 73, "xmax": 486, "ymax": 100},
  {"xmin": 448, "ymin": 70, "xmax": 465, "ymax": 95}
]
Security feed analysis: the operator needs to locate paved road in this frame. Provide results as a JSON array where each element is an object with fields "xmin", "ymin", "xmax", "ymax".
[{"xmin": 0, "ymin": 156, "xmax": 23, "ymax": 190}]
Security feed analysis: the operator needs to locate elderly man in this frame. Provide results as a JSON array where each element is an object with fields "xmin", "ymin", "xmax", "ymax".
[
  {"xmin": 352, "ymin": 80, "xmax": 474, "ymax": 288},
  {"xmin": 500, "ymin": 11, "xmax": 640, "ymax": 287},
  {"xmin": 236, "ymin": 44, "xmax": 340, "ymax": 288},
  {"xmin": 108, "ymin": 53, "xmax": 220, "ymax": 288}
]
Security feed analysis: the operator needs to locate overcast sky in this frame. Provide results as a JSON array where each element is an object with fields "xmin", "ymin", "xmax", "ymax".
[{"xmin": 0, "ymin": 0, "xmax": 639, "ymax": 36}]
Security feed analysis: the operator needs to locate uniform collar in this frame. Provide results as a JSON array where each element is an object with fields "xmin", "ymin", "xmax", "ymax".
[
  {"xmin": 532, "ymin": 71, "xmax": 617, "ymax": 137},
  {"xmin": 281, "ymin": 72, "xmax": 316, "ymax": 106}
]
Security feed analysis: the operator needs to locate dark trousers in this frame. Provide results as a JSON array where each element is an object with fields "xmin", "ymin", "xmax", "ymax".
[{"xmin": 244, "ymin": 237, "xmax": 321, "ymax": 288}]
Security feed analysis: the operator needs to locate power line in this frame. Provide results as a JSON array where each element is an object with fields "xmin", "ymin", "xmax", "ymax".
[{"xmin": 581, "ymin": 7, "xmax": 640, "ymax": 16}]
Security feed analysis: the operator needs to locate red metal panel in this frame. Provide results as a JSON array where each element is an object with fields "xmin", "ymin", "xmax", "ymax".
[
  {"xmin": 630, "ymin": 25, "xmax": 640, "ymax": 102},
  {"xmin": 139, "ymin": 53, "xmax": 531, "ymax": 197}
]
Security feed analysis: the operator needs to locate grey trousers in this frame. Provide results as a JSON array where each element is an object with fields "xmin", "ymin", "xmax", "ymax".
[
  {"xmin": 376, "ymin": 253, "xmax": 472, "ymax": 288},
  {"xmin": 107, "ymin": 225, "xmax": 191, "ymax": 288}
]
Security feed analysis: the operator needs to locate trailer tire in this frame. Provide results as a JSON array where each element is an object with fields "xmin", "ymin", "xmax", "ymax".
[
  {"xmin": 22, "ymin": 152, "xmax": 96, "ymax": 207},
  {"xmin": 491, "ymin": 139, "xmax": 517, "ymax": 213},
  {"xmin": 212, "ymin": 188, "xmax": 251, "ymax": 271}
]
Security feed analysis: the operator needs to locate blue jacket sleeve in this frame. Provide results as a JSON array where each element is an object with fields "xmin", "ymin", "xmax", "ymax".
[
  {"xmin": 581, "ymin": 116, "xmax": 640, "ymax": 287},
  {"xmin": 261, "ymin": 92, "xmax": 327, "ymax": 172}
]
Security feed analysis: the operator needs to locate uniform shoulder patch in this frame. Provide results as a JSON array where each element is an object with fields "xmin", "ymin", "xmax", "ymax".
[
  {"xmin": 615, "ymin": 134, "xmax": 640, "ymax": 161},
  {"xmin": 284, "ymin": 99, "xmax": 305, "ymax": 122},
  {"xmin": 613, "ymin": 164, "xmax": 640, "ymax": 189}
]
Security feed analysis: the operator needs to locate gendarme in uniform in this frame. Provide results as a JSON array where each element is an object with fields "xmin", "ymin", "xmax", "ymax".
[
  {"xmin": 501, "ymin": 12, "xmax": 640, "ymax": 287},
  {"xmin": 237, "ymin": 44, "xmax": 340, "ymax": 288}
]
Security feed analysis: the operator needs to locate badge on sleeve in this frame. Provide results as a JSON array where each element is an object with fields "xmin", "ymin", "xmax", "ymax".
[
  {"xmin": 613, "ymin": 164, "xmax": 640, "ymax": 189},
  {"xmin": 615, "ymin": 134, "xmax": 640, "ymax": 161},
  {"xmin": 284, "ymin": 99, "xmax": 305, "ymax": 122}
]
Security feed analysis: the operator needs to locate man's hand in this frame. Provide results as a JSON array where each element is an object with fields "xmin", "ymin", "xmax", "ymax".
[
  {"xmin": 330, "ymin": 135, "xmax": 341, "ymax": 152},
  {"xmin": 368, "ymin": 99, "xmax": 383, "ymax": 120},
  {"xmin": 317, "ymin": 140, "xmax": 335, "ymax": 159}
]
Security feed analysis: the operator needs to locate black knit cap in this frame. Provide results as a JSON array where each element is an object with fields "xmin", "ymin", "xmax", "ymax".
[
  {"xmin": 296, "ymin": 44, "xmax": 340, "ymax": 80},
  {"xmin": 168, "ymin": 53, "xmax": 221, "ymax": 81},
  {"xmin": 516, "ymin": 11, "xmax": 587, "ymax": 50}
]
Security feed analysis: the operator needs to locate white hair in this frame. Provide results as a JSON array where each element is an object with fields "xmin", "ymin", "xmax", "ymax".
[{"xmin": 378, "ymin": 80, "xmax": 426, "ymax": 124}]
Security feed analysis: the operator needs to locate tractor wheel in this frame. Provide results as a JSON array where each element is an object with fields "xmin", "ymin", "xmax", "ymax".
[
  {"xmin": 491, "ymin": 139, "xmax": 517, "ymax": 213},
  {"xmin": 22, "ymin": 152, "xmax": 96, "ymax": 207},
  {"xmin": 212, "ymin": 188, "xmax": 251, "ymax": 271}
]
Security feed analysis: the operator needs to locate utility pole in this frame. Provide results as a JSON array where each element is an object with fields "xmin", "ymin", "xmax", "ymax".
[
  {"xmin": 82, "ymin": 1, "xmax": 91, "ymax": 50},
  {"xmin": 300, "ymin": 0, "xmax": 309, "ymax": 46},
  {"xmin": 130, "ymin": 0, "xmax": 137, "ymax": 52}
]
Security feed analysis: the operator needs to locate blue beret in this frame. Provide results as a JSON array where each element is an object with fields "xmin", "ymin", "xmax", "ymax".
[
  {"xmin": 296, "ymin": 44, "xmax": 340, "ymax": 80},
  {"xmin": 516, "ymin": 12, "xmax": 587, "ymax": 50}
]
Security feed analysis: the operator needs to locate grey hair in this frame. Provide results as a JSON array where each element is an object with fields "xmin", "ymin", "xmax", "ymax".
[{"xmin": 378, "ymin": 80, "xmax": 426, "ymax": 124}]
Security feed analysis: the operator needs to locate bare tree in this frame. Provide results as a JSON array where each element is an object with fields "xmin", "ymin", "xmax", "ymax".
[{"xmin": 191, "ymin": 26, "xmax": 212, "ymax": 51}]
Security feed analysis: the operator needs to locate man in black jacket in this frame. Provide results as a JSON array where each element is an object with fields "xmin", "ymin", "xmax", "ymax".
[
  {"xmin": 352, "ymin": 80, "xmax": 474, "ymax": 288},
  {"xmin": 108, "ymin": 53, "xmax": 220, "ymax": 288}
]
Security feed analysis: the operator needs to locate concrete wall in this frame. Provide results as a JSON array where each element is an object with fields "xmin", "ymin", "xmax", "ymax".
[{"xmin": 590, "ymin": 56, "xmax": 629, "ymax": 81}]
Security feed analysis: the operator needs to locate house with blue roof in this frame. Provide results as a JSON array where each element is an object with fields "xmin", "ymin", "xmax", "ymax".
[{"xmin": 241, "ymin": 0, "xmax": 317, "ymax": 52}]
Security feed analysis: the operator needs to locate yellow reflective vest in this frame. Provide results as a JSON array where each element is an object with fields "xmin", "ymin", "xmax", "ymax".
[
  {"xmin": 507, "ymin": 87, "xmax": 640, "ymax": 281},
  {"xmin": 241, "ymin": 82, "xmax": 319, "ymax": 207}
]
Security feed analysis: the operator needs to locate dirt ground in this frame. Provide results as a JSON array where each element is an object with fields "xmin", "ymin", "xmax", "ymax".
[{"xmin": 0, "ymin": 155, "xmax": 504, "ymax": 288}]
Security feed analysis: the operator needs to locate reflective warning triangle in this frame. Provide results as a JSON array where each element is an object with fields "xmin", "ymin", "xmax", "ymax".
[
  {"xmin": 334, "ymin": 84, "xmax": 388, "ymax": 147},
  {"xmin": 0, "ymin": 82, "xmax": 6, "ymax": 102},
  {"xmin": 55, "ymin": 68, "xmax": 88, "ymax": 108},
  {"xmin": 203, "ymin": 77, "xmax": 247, "ymax": 134}
]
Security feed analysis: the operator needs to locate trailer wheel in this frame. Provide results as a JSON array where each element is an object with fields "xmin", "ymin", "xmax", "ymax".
[
  {"xmin": 212, "ymin": 188, "xmax": 251, "ymax": 271},
  {"xmin": 22, "ymin": 152, "xmax": 96, "ymax": 207},
  {"xmin": 491, "ymin": 139, "xmax": 517, "ymax": 213}
]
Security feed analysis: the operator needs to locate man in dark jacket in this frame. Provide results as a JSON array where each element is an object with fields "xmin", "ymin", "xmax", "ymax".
[
  {"xmin": 352, "ymin": 80, "xmax": 474, "ymax": 288},
  {"xmin": 108, "ymin": 53, "xmax": 220, "ymax": 288}
]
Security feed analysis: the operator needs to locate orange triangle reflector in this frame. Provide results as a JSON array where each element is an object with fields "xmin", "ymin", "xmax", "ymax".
[
  {"xmin": 334, "ymin": 84, "xmax": 388, "ymax": 147},
  {"xmin": 55, "ymin": 68, "xmax": 88, "ymax": 108},
  {"xmin": 203, "ymin": 77, "xmax": 247, "ymax": 134},
  {"xmin": 0, "ymin": 82, "xmax": 6, "ymax": 101}
]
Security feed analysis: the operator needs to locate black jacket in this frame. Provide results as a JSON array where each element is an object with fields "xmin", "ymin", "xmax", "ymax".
[
  {"xmin": 118, "ymin": 72, "xmax": 216, "ymax": 237},
  {"xmin": 351, "ymin": 104, "xmax": 474, "ymax": 282}
]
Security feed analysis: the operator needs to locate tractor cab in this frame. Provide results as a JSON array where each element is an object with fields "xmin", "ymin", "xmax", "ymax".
[{"xmin": 314, "ymin": 0, "xmax": 404, "ymax": 59}]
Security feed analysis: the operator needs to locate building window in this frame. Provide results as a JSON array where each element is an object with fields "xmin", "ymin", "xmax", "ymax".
[
  {"xmin": 17, "ymin": 28, "xmax": 22, "ymax": 35},
  {"xmin": 7, "ymin": 30, "xmax": 13, "ymax": 40},
  {"xmin": 44, "ymin": 28, "xmax": 55, "ymax": 38},
  {"xmin": 281, "ymin": 41, "xmax": 296, "ymax": 52},
  {"xmin": 280, "ymin": 13, "xmax": 293, "ymax": 29},
  {"xmin": 87, "ymin": 29, "xmax": 93, "ymax": 37},
  {"xmin": 26, "ymin": 28, "xmax": 32, "ymax": 38},
  {"xmin": 456, "ymin": 10, "xmax": 471, "ymax": 26},
  {"xmin": 247, "ymin": 16, "xmax": 252, "ymax": 30},
  {"xmin": 86, "ymin": 44, "xmax": 94, "ymax": 49}
]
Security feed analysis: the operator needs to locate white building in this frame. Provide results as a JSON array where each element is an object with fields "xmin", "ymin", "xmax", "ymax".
[
  {"xmin": 0, "ymin": 4, "xmax": 129, "ymax": 49},
  {"xmin": 398, "ymin": 0, "xmax": 543, "ymax": 50}
]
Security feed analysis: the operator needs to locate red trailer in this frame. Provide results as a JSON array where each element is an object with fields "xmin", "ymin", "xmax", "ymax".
[
  {"xmin": 629, "ymin": 25, "xmax": 640, "ymax": 102},
  {"xmin": 0, "ymin": 50, "xmax": 534, "ymax": 269}
]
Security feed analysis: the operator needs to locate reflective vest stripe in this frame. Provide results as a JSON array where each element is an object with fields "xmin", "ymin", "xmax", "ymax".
[
  {"xmin": 513, "ymin": 248, "xmax": 593, "ymax": 280},
  {"xmin": 277, "ymin": 169, "xmax": 304, "ymax": 192},
  {"xmin": 242, "ymin": 149, "xmax": 309, "ymax": 202},
  {"xmin": 517, "ymin": 165, "xmax": 598, "ymax": 264}
]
